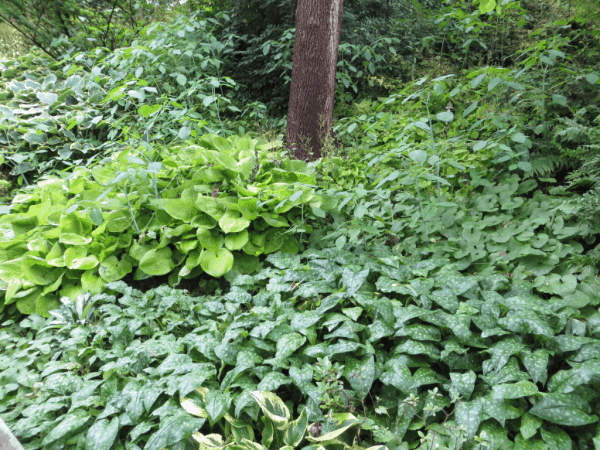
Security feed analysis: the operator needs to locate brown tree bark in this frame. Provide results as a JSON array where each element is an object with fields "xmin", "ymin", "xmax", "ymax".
[{"xmin": 286, "ymin": 0, "xmax": 344, "ymax": 161}]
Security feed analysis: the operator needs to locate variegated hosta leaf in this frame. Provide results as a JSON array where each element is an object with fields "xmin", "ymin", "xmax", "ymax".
[
  {"xmin": 250, "ymin": 391, "xmax": 291, "ymax": 430},
  {"xmin": 284, "ymin": 408, "xmax": 308, "ymax": 447},
  {"xmin": 192, "ymin": 432, "xmax": 225, "ymax": 450},
  {"xmin": 181, "ymin": 396, "xmax": 208, "ymax": 418}
]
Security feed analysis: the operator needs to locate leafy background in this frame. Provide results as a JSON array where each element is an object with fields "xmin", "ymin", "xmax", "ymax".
[{"xmin": 1, "ymin": 0, "xmax": 600, "ymax": 449}]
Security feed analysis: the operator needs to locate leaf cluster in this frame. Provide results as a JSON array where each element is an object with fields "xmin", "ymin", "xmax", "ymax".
[{"xmin": 0, "ymin": 132, "xmax": 321, "ymax": 319}]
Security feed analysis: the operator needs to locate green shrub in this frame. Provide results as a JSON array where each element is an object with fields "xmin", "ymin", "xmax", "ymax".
[
  {"xmin": 0, "ymin": 22, "xmax": 28, "ymax": 58},
  {"xmin": 0, "ymin": 133, "xmax": 325, "ymax": 319},
  {"xmin": 0, "ymin": 52, "xmax": 115, "ymax": 185},
  {"xmin": 0, "ymin": 14, "xmax": 242, "ymax": 186}
]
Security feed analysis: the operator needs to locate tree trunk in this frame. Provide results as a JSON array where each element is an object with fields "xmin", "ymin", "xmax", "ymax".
[{"xmin": 286, "ymin": 0, "xmax": 343, "ymax": 161}]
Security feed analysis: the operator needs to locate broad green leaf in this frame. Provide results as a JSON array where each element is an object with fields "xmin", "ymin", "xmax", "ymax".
[
  {"xmin": 82, "ymin": 270, "xmax": 103, "ymax": 294},
  {"xmin": 479, "ymin": 0, "xmax": 497, "ymax": 13},
  {"xmin": 225, "ymin": 229, "xmax": 249, "ymax": 250},
  {"xmin": 196, "ymin": 196, "xmax": 226, "ymax": 220},
  {"xmin": 64, "ymin": 247, "xmax": 96, "ymax": 270},
  {"xmin": 344, "ymin": 355, "xmax": 375, "ymax": 400},
  {"xmin": 41, "ymin": 409, "xmax": 91, "ymax": 446},
  {"xmin": 463, "ymin": 101, "xmax": 478, "ymax": 117},
  {"xmin": 179, "ymin": 126, "xmax": 192, "ymax": 140},
  {"xmin": 511, "ymin": 132, "xmax": 527, "ymax": 144},
  {"xmin": 181, "ymin": 397, "xmax": 208, "ymax": 418},
  {"xmin": 276, "ymin": 333, "xmax": 306, "ymax": 359},
  {"xmin": 60, "ymin": 233, "xmax": 92, "ymax": 245},
  {"xmin": 520, "ymin": 349, "xmax": 549, "ymax": 384},
  {"xmin": 106, "ymin": 209, "xmax": 131, "ymax": 232},
  {"xmin": 381, "ymin": 358, "xmax": 411, "ymax": 391},
  {"xmin": 23, "ymin": 256, "xmax": 62, "ymax": 285},
  {"xmin": 261, "ymin": 418, "xmax": 274, "ymax": 448},
  {"xmin": 514, "ymin": 434, "xmax": 548, "ymax": 450},
  {"xmin": 128, "ymin": 90, "xmax": 144, "ymax": 100},
  {"xmin": 139, "ymin": 247, "xmax": 175, "ymax": 276},
  {"xmin": 409, "ymin": 150, "xmax": 427, "ymax": 165},
  {"xmin": 156, "ymin": 199, "xmax": 197, "ymax": 222},
  {"xmin": 219, "ymin": 211, "xmax": 251, "ymax": 234},
  {"xmin": 36, "ymin": 92, "xmax": 58, "ymax": 104},
  {"xmin": 436, "ymin": 111, "xmax": 454, "ymax": 122},
  {"xmin": 192, "ymin": 213, "xmax": 218, "ymax": 229},
  {"xmin": 289, "ymin": 364, "xmax": 313, "ymax": 394},
  {"xmin": 284, "ymin": 409, "xmax": 308, "ymax": 447},
  {"xmin": 455, "ymin": 400, "xmax": 482, "ymax": 439},
  {"xmin": 341, "ymin": 267, "xmax": 369, "ymax": 297},
  {"xmin": 471, "ymin": 74, "xmax": 486, "ymax": 88},
  {"xmin": 488, "ymin": 77, "xmax": 502, "ymax": 91},
  {"xmin": 23, "ymin": 132, "xmax": 47, "ymax": 145},
  {"xmin": 586, "ymin": 73, "xmax": 599, "ymax": 85},
  {"xmin": 261, "ymin": 213, "xmax": 288, "ymax": 228},
  {"xmin": 520, "ymin": 412, "xmax": 543, "ymax": 440},
  {"xmin": 307, "ymin": 413, "xmax": 359, "ymax": 442},
  {"xmin": 493, "ymin": 381, "xmax": 539, "ymax": 399},
  {"xmin": 450, "ymin": 371, "xmax": 476, "ymax": 400},
  {"xmin": 99, "ymin": 256, "xmax": 132, "ymax": 282},
  {"xmin": 257, "ymin": 373, "xmax": 291, "ymax": 391},
  {"xmin": 89, "ymin": 208, "xmax": 103, "ymax": 225},
  {"xmin": 191, "ymin": 432, "xmax": 224, "ymax": 448},
  {"xmin": 205, "ymin": 390, "xmax": 231, "ymax": 424},
  {"xmin": 541, "ymin": 426, "xmax": 572, "ymax": 450},
  {"xmin": 498, "ymin": 312, "xmax": 554, "ymax": 338},
  {"xmin": 200, "ymin": 248, "xmax": 234, "ymax": 277},
  {"xmin": 552, "ymin": 94, "xmax": 567, "ymax": 106}
]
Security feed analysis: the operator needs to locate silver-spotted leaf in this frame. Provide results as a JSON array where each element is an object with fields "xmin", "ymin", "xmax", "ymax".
[
  {"xmin": 86, "ymin": 417, "xmax": 120, "ymax": 450},
  {"xmin": 145, "ymin": 412, "xmax": 205, "ymax": 450},
  {"xmin": 455, "ymin": 400, "xmax": 482, "ymax": 439},
  {"xmin": 529, "ymin": 393, "xmax": 598, "ymax": 426}
]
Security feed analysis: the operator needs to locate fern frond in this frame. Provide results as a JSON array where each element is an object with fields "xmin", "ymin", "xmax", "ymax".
[{"xmin": 530, "ymin": 154, "xmax": 563, "ymax": 177}]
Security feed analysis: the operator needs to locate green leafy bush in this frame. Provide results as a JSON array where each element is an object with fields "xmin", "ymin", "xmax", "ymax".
[
  {"xmin": 0, "ymin": 52, "xmax": 115, "ymax": 185},
  {"xmin": 0, "ymin": 0, "xmax": 167, "ymax": 58},
  {"xmin": 0, "ymin": 22, "xmax": 28, "ymax": 58},
  {"xmin": 0, "ymin": 133, "xmax": 322, "ymax": 319},
  {"xmin": 0, "ymin": 14, "xmax": 243, "ymax": 187}
]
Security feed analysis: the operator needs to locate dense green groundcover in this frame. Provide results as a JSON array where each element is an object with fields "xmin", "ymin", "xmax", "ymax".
[
  {"xmin": 1, "ymin": 0, "xmax": 600, "ymax": 449},
  {"xmin": 1, "ymin": 245, "xmax": 600, "ymax": 450}
]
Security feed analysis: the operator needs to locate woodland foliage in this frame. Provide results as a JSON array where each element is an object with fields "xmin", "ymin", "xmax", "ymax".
[{"xmin": 0, "ymin": 0, "xmax": 600, "ymax": 449}]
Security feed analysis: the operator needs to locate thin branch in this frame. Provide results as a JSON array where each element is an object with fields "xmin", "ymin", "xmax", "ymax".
[{"xmin": 102, "ymin": 0, "xmax": 121, "ymax": 48}]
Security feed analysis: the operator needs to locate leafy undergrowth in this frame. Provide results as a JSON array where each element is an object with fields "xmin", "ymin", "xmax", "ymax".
[
  {"xmin": 1, "ymin": 1, "xmax": 600, "ymax": 449},
  {"xmin": 2, "ymin": 244, "xmax": 600, "ymax": 450},
  {"xmin": 0, "ymin": 132, "xmax": 321, "ymax": 319}
]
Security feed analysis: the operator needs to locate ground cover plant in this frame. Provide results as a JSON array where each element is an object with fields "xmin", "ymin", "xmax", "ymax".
[
  {"xmin": 1, "ymin": 0, "xmax": 600, "ymax": 449},
  {"xmin": 1, "ymin": 244, "xmax": 599, "ymax": 449}
]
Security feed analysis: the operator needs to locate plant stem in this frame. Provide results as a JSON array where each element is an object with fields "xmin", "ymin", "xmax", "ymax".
[
  {"xmin": 123, "ymin": 188, "xmax": 140, "ymax": 234},
  {"xmin": 425, "ymin": 94, "xmax": 441, "ymax": 199},
  {"xmin": 415, "ymin": 182, "xmax": 429, "ymax": 242},
  {"xmin": 213, "ymin": 85, "xmax": 226, "ymax": 137}
]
